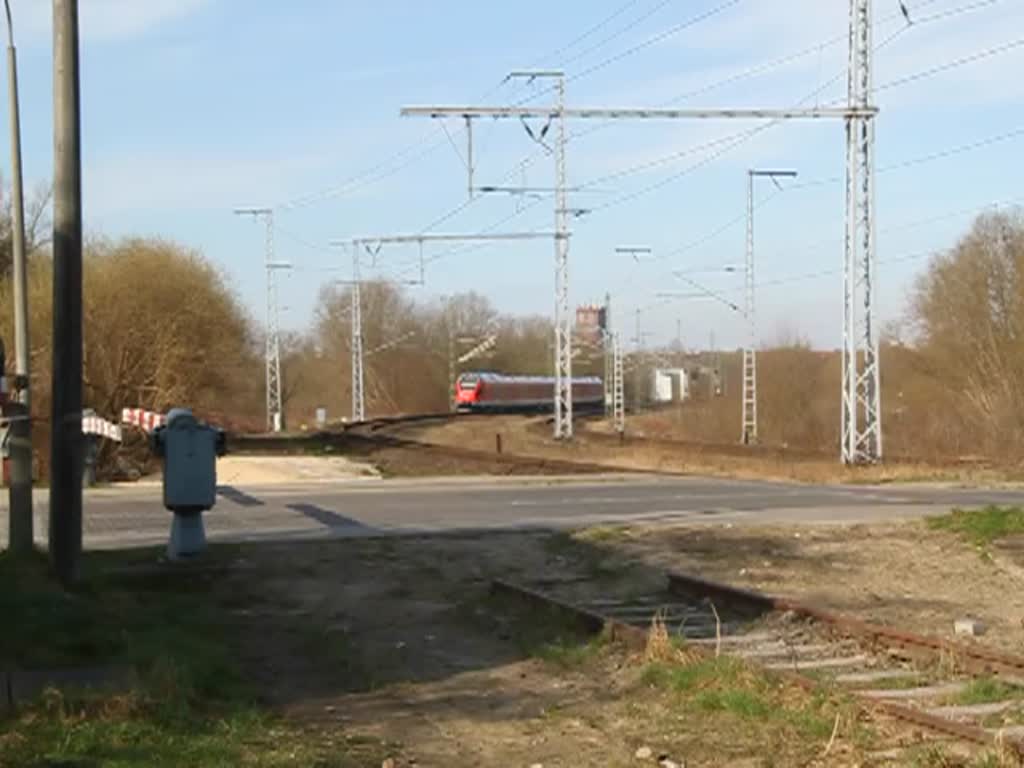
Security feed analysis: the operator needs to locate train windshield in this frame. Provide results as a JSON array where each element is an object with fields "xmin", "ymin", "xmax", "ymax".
[{"xmin": 458, "ymin": 374, "xmax": 480, "ymax": 389}]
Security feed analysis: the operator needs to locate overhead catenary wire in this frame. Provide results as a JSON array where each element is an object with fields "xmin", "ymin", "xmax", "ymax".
[
  {"xmin": 396, "ymin": 0, "xmax": 1008, "ymax": 296},
  {"xmin": 324, "ymin": 0, "xmax": 1011, "ymax": 302},
  {"xmin": 409, "ymin": 0, "xmax": 749, "ymax": 237},
  {"xmin": 626, "ymin": 195, "xmax": 1024, "ymax": 336},
  {"xmin": 381, "ymin": 0, "xmax": 992, "ymax": 269},
  {"xmin": 649, "ymin": 122, "xmax": 1024, "ymax": 271},
  {"xmin": 455, "ymin": 0, "xmax": 988, "ymax": 209},
  {"xmin": 275, "ymin": 0, "xmax": 733, "ymax": 215}
]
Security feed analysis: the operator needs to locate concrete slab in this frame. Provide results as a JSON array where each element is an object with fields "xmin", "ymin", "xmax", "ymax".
[
  {"xmin": 926, "ymin": 700, "xmax": 1020, "ymax": 719},
  {"xmin": 834, "ymin": 669, "xmax": 920, "ymax": 685},
  {"xmin": 764, "ymin": 654, "xmax": 869, "ymax": 671},
  {"xmin": 859, "ymin": 682, "xmax": 967, "ymax": 701}
]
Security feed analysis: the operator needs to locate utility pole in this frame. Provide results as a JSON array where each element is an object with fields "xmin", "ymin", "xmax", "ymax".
[
  {"xmin": 445, "ymin": 297, "xmax": 455, "ymax": 412},
  {"xmin": 331, "ymin": 231, "xmax": 553, "ymax": 422},
  {"xmin": 403, "ymin": 27, "xmax": 878, "ymax": 453},
  {"xmin": 50, "ymin": 0, "xmax": 83, "ymax": 586},
  {"xmin": 612, "ymin": 331, "xmax": 625, "ymax": 437},
  {"xmin": 4, "ymin": 0, "xmax": 31, "ymax": 555},
  {"xmin": 843, "ymin": 0, "xmax": 882, "ymax": 464},
  {"xmin": 742, "ymin": 169, "xmax": 796, "ymax": 446},
  {"xmin": 551, "ymin": 73, "xmax": 572, "ymax": 441},
  {"xmin": 234, "ymin": 208, "xmax": 289, "ymax": 432},
  {"xmin": 602, "ymin": 292, "xmax": 612, "ymax": 416},
  {"xmin": 350, "ymin": 246, "xmax": 365, "ymax": 422}
]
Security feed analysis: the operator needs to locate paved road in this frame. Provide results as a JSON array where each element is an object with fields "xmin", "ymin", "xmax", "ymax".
[{"xmin": 2, "ymin": 474, "xmax": 1023, "ymax": 550}]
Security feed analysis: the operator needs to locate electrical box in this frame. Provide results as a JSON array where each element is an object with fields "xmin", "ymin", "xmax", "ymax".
[
  {"xmin": 152, "ymin": 408, "xmax": 225, "ymax": 512},
  {"xmin": 150, "ymin": 408, "xmax": 226, "ymax": 559}
]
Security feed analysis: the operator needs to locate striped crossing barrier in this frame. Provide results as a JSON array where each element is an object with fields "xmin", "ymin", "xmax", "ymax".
[
  {"xmin": 82, "ymin": 414, "xmax": 123, "ymax": 443},
  {"xmin": 121, "ymin": 408, "xmax": 166, "ymax": 433}
]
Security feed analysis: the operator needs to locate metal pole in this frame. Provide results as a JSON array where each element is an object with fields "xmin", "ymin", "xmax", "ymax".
[
  {"xmin": 741, "ymin": 169, "xmax": 796, "ymax": 445},
  {"xmin": 553, "ymin": 74, "xmax": 573, "ymax": 439},
  {"xmin": 446, "ymin": 298, "xmax": 455, "ymax": 412},
  {"xmin": 842, "ymin": 0, "xmax": 881, "ymax": 464},
  {"xmin": 5, "ymin": 0, "xmax": 31, "ymax": 554},
  {"xmin": 603, "ymin": 292, "xmax": 613, "ymax": 416},
  {"xmin": 613, "ymin": 331, "xmax": 625, "ymax": 436},
  {"xmin": 50, "ymin": 0, "xmax": 83, "ymax": 585},
  {"xmin": 634, "ymin": 308, "xmax": 643, "ymax": 408},
  {"xmin": 234, "ymin": 208, "xmax": 285, "ymax": 432},
  {"xmin": 350, "ymin": 245, "xmax": 365, "ymax": 422},
  {"xmin": 742, "ymin": 171, "xmax": 757, "ymax": 445},
  {"xmin": 264, "ymin": 213, "xmax": 283, "ymax": 432},
  {"xmin": 465, "ymin": 116, "xmax": 474, "ymax": 200}
]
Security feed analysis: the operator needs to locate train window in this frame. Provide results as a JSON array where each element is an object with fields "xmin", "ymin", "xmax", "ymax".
[{"xmin": 458, "ymin": 374, "xmax": 480, "ymax": 388}]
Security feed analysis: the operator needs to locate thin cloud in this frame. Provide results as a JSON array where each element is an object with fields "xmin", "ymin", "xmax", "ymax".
[{"xmin": 12, "ymin": 0, "xmax": 211, "ymax": 44}]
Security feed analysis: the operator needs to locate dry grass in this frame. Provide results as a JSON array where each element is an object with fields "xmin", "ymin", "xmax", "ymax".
[
  {"xmin": 643, "ymin": 611, "xmax": 700, "ymax": 665},
  {"xmin": 414, "ymin": 414, "xmax": 1019, "ymax": 484}
]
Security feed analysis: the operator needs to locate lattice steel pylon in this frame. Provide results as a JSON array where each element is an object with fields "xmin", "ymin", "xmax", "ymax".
[
  {"xmin": 402, "ymin": 70, "xmax": 877, "ymax": 443},
  {"xmin": 743, "ymin": 169, "xmax": 796, "ymax": 445},
  {"xmin": 234, "ymin": 207, "xmax": 286, "ymax": 433},
  {"xmin": 742, "ymin": 173, "xmax": 757, "ymax": 445},
  {"xmin": 612, "ymin": 331, "xmax": 625, "ymax": 436},
  {"xmin": 842, "ymin": 0, "xmax": 882, "ymax": 464},
  {"xmin": 603, "ymin": 293, "xmax": 613, "ymax": 417},
  {"xmin": 265, "ymin": 216, "xmax": 283, "ymax": 432},
  {"xmin": 551, "ymin": 75, "xmax": 573, "ymax": 440},
  {"xmin": 350, "ymin": 247, "xmax": 365, "ymax": 423}
]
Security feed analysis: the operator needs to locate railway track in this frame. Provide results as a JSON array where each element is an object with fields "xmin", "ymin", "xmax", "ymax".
[
  {"xmin": 494, "ymin": 571, "xmax": 1024, "ymax": 762},
  {"xmin": 230, "ymin": 411, "xmax": 620, "ymax": 475}
]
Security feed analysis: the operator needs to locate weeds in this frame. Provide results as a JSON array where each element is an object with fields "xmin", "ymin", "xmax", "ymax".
[
  {"xmin": 954, "ymin": 677, "xmax": 1024, "ymax": 706},
  {"xmin": 927, "ymin": 506, "xmax": 1024, "ymax": 550},
  {"xmin": 0, "ymin": 548, "xmax": 388, "ymax": 767}
]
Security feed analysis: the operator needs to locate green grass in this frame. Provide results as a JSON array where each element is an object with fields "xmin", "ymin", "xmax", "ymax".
[
  {"xmin": 641, "ymin": 657, "xmax": 837, "ymax": 741},
  {"xmin": 953, "ymin": 676, "xmax": 1024, "ymax": 705},
  {"xmin": 927, "ymin": 505, "xmax": 1024, "ymax": 549},
  {"xmin": 535, "ymin": 634, "xmax": 610, "ymax": 669},
  {"xmin": 0, "ymin": 548, "xmax": 389, "ymax": 767}
]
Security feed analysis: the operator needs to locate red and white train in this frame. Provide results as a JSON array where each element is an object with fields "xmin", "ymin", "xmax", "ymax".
[{"xmin": 454, "ymin": 371, "xmax": 604, "ymax": 412}]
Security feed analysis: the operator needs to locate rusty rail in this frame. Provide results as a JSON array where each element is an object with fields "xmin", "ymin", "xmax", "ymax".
[{"xmin": 493, "ymin": 573, "xmax": 1024, "ymax": 758}]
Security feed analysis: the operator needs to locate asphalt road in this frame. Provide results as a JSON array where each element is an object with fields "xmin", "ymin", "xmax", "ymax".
[{"xmin": 2, "ymin": 474, "xmax": 1024, "ymax": 550}]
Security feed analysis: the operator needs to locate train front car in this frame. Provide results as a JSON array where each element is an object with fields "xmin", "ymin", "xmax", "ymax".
[
  {"xmin": 455, "ymin": 372, "xmax": 605, "ymax": 413},
  {"xmin": 454, "ymin": 372, "xmax": 483, "ymax": 411}
]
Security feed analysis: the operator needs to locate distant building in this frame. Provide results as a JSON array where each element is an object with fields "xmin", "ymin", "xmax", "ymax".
[
  {"xmin": 651, "ymin": 368, "xmax": 690, "ymax": 403},
  {"xmin": 575, "ymin": 304, "xmax": 607, "ymax": 345}
]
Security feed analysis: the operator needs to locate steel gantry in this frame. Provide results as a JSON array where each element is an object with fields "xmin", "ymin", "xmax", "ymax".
[
  {"xmin": 402, "ymin": 31, "xmax": 879, "ymax": 451},
  {"xmin": 843, "ymin": 0, "xmax": 883, "ymax": 464},
  {"xmin": 234, "ymin": 207, "xmax": 290, "ymax": 432}
]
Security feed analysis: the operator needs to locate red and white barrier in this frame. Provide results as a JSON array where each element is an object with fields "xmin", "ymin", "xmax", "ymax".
[
  {"xmin": 82, "ymin": 415, "xmax": 122, "ymax": 443},
  {"xmin": 121, "ymin": 408, "xmax": 166, "ymax": 433}
]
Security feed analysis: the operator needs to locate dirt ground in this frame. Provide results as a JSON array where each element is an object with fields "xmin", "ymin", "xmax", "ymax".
[
  {"xmin": 193, "ymin": 515, "xmax": 1024, "ymax": 767},
  {"xmin": 576, "ymin": 520, "xmax": 1024, "ymax": 655},
  {"xmin": 215, "ymin": 455, "xmax": 381, "ymax": 484},
  {"xmin": 407, "ymin": 414, "xmax": 1023, "ymax": 485}
]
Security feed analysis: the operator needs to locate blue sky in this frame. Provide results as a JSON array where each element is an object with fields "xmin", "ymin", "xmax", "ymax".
[{"xmin": 4, "ymin": 0, "xmax": 1024, "ymax": 350}]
